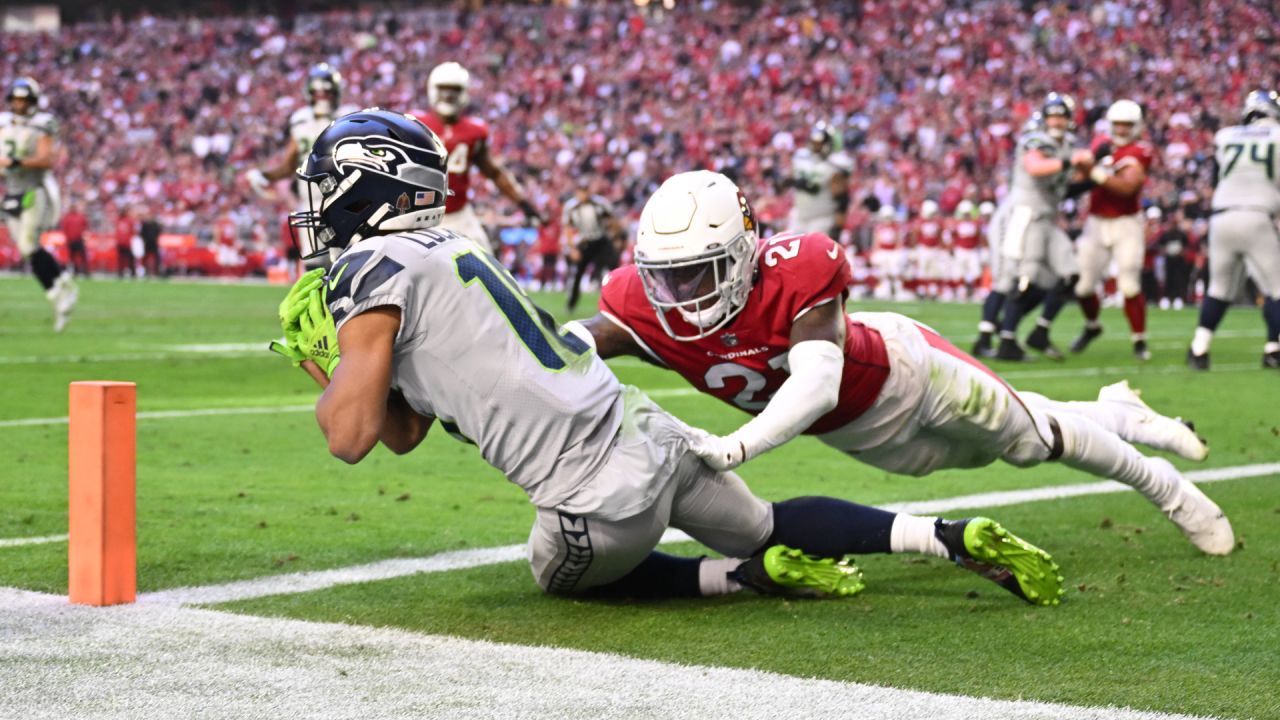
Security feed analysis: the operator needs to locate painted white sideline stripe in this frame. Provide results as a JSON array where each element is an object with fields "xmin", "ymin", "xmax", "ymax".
[
  {"xmin": 0, "ymin": 588, "xmax": 1217, "ymax": 720},
  {"xmin": 882, "ymin": 462, "xmax": 1280, "ymax": 515},
  {"xmin": 0, "ymin": 404, "xmax": 316, "ymax": 428},
  {"xmin": 0, "ymin": 350, "xmax": 266, "ymax": 365},
  {"xmin": 0, "ymin": 534, "xmax": 66, "ymax": 548},
  {"xmin": 141, "ymin": 463, "xmax": 1277, "ymax": 608}
]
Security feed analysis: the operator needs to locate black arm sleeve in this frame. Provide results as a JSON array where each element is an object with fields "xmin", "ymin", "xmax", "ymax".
[{"xmin": 1065, "ymin": 179, "xmax": 1097, "ymax": 199}]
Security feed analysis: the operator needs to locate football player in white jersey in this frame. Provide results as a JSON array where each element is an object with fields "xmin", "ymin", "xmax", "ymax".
[
  {"xmin": 787, "ymin": 123, "xmax": 852, "ymax": 238},
  {"xmin": 0, "ymin": 77, "xmax": 77, "ymax": 331},
  {"xmin": 270, "ymin": 109, "xmax": 1073, "ymax": 606},
  {"xmin": 245, "ymin": 63, "xmax": 355, "ymax": 266},
  {"xmin": 1187, "ymin": 90, "xmax": 1280, "ymax": 370}
]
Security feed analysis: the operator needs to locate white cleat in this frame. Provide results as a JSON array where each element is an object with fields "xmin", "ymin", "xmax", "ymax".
[
  {"xmin": 1148, "ymin": 457, "xmax": 1235, "ymax": 555},
  {"xmin": 1098, "ymin": 380, "xmax": 1208, "ymax": 461},
  {"xmin": 51, "ymin": 274, "xmax": 79, "ymax": 332}
]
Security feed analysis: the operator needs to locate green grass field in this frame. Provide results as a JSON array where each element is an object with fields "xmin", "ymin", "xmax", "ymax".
[{"xmin": 1, "ymin": 276, "xmax": 1278, "ymax": 719}]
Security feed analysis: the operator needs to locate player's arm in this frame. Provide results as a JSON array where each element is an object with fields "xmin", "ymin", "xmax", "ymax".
[
  {"xmin": 261, "ymin": 138, "xmax": 301, "ymax": 182},
  {"xmin": 1092, "ymin": 158, "xmax": 1146, "ymax": 196},
  {"xmin": 567, "ymin": 313, "xmax": 644, "ymax": 360},
  {"xmin": 474, "ymin": 142, "xmax": 541, "ymax": 222},
  {"xmin": 314, "ymin": 306, "xmax": 433, "ymax": 463},
  {"xmin": 691, "ymin": 300, "xmax": 846, "ymax": 471}
]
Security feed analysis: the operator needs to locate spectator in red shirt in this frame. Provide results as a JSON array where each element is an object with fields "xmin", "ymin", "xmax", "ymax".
[
  {"xmin": 60, "ymin": 205, "xmax": 89, "ymax": 277},
  {"xmin": 113, "ymin": 207, "xmax": 136, "ymax": 279}
]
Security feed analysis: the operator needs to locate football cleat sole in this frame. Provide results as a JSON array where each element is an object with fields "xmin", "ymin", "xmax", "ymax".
[
  {"xmin": 762, "ymin": 546, "xmax": 866, "ymax": 598},
  {"xmin": 960, "ymin": 518, "xmax": 1065, "ymax": 607}
]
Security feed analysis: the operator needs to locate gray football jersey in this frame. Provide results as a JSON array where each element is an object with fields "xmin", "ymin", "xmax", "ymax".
[
  {"xmin": 791, "ymin": 147, "xmax": 852, "ymax": 223},
  {"xmin": 1211, "ymin": 124, "xmax": 1280, "ymax": 214},
  {"xmin": 0, "ymin": 110, "xmax": 58, "ymax": 194},
  {"xmin": 326, "ymin": 228, "xmax": 623, "ymax": 508},
  {"xmin": 1006, "ymin": 130, "xmax": 1073, "ymax": 216}
]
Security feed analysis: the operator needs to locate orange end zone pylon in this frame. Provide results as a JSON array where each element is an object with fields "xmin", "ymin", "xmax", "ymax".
[{"xmin": 68, "ymin": 381, "xmax": 137, "ymax": 606}]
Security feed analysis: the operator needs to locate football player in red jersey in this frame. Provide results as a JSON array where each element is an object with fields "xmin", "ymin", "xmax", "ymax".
[
  {"xmin": 870, "ymin": 205, "xmax": 908, "ymax": 300},
  {"xmin": 911, "ymin": 199, "xmax": 949, "ymax": 300},
  {"xmin": 950, "ymin": 200, "xmax": 986, "ymax": 300},
  {"xmin": 570, "ymin": 171, "xmax": 1234, "ymax": 557},
  {"xmin": 412, "ymin": 62, "xmax": 542, "ymax": 250},
  {"xmin": 1070, "ymin": 100, "xmax": 1157, "ymax": 360}
]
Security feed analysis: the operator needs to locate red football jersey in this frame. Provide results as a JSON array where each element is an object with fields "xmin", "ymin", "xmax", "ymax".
[
  {"xmin": 873, "ymin": 222, "xmax": 902, "ymax": 250},
  {"xmin": 950, "ymin": 217, "xmax": 982, "ymax": 250},
  {"xmin": 600, "ymin": 232, "xmax": 890, "ymax": 435},
  {"xmin": 912, "ymin": 218, "xmax": 946, "ymax": 248},
  {"xmin": 413, "ymin": 111, "xmax": 489, "ymax": 214},
  {"xmin": 1089, "ymin": 136, "xmax": 1153, "ymax": 218}
]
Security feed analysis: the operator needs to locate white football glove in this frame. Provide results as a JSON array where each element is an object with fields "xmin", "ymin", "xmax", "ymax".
[
  {"xmin": 687, "ymin": 429, "xmax": 746, "ymax": 472},
  {"xmin": 245, "ymin": 168, "xmax": 271, "ymax": 195}
]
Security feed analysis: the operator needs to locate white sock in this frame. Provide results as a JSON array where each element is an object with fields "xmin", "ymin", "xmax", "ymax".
[
  {"xmin": 1191, "ymin": 327, "xmax": 1214, "ymax": 356},
  {"xmin": 1052, "ymin": 411, "xmax": 1178, "ymax": 508},
  {"xmin": 1132, "ymin": 332, "xmax": 1146, "ymax": 342},
  {"xmin": 1265, "ymin": 341, "xmax": 1280, "ymax": 354},
  {"xmin": 978, "ymin": 320, "xmax": 995, "ymax": 334},
  {"xmin": 698, "ymin": 557, "xmax": 744, "ymax": 596},
  {"xmin": 889, "ymin": 514, "xmax": 950, "ymax": 559},
  {"xmin": 1036, "ymin": 317, "xmax": 1052, "ymax": 329}
]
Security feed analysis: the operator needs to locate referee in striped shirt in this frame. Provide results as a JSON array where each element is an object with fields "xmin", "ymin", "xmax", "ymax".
[{"xmin": 563, "ymin": 184, "xmax": 622, "ymax": 312}]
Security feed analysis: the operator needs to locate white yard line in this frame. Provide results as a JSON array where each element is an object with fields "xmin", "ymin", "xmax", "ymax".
[
  {"xmin": 0, "ymin": 587, "xmax": 1219, "ymax": 720},
  {"xmin": 0, "ymin": 534, "xmax": 67, "ymax": 548},
  {"xmin": 137, "ymin": 462, "xmax": 1278, "ymax": 608}
]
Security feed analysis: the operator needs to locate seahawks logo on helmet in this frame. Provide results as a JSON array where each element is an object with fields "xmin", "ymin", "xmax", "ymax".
[{"xmin": 332, "ymin": 137, "xmax": 414, "ymax": 178}]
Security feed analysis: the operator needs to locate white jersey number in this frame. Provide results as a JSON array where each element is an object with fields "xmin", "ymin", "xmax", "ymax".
[
  {"xmin": 447, "ymin": 143, "xmax": 470, "ymax": 175},
  {"xmin": 705, "ymin": 353, "xmax": 789, "ymax": 411}
]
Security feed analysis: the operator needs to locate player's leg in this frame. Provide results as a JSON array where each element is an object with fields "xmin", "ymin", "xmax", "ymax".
[
  {"xmin": 1071, "ymin": 215, "xmax": 1108, "ymax": 353},
  {"xmin": 1111, "ymin": 214, "xmax": 1150, "ymax": 360},
  {"xmin": 995, "ymin": 213, "xmax": 1051, "ymax": 360},
  {"xmin": 12, "ymin": 188, "xmax": 75, "ymax": 330},
  {"xmin": 564, "ymin": 240, "xmax": 595, "ymax": 313},
  {"xmin": 1239, "ymin": 218, "xmax": 1280, "ymax": 367},
  {"xmin": 1189, "ymin": 212, "xmax": 1250, "ymax": 369},
  {"xmin": 974, "ymin": 209, "xmax": 1011, "ymax": 356}
]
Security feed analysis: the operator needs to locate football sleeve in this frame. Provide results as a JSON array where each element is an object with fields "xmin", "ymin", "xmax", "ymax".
[
  {"xmin": 325, "ymin": 236, "xmax": 421, "ymax": 351},
  {"xmin": 784, "ymin": 234, "xmax": 853, "ymax": 321}
]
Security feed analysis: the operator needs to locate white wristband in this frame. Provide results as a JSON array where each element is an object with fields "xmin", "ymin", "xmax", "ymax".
[{"xmin": 1089, "ymin": 165, "xmax": 1109, "ymax": 185}]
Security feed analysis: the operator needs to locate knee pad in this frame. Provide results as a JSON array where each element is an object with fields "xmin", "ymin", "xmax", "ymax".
[{"xmin": 1118, "ymin": 275, "xmax": 1142, "ymax": 299}]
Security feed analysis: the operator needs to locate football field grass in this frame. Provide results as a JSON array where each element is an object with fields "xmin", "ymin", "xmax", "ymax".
[{"xmin": 1, "ymin": 276, "xmax": 1277, "ymax": 719}]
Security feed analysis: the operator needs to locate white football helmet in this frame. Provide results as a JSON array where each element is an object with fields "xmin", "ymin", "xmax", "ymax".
[
  {"xmin": 978, "ymin": 201, "xmax": 995, "ymax": 216},
  {"xmin": 877, "ymin": 205, "xmax": 896, "ymax": 221},
  {"xmin": 955, "ymin": 200, "xmax": 976, "ymax": 219},
  {"xmin": 1106, "ymin": 99, "xmax": 1143, "ymax": 146},
  {"xmin": 428, "ymin": 62, "xmax": 470, "ymax": 118},
  {"xmin": 634, "ymin": 171, "xmax": 759, "ymax": 341},
  {"xmin": 920, "ymin": 199, "xmax": 939, "ymax": 219}
]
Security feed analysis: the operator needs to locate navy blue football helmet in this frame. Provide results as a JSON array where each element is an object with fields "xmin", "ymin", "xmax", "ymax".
[
  {"xmin": 6, "ymin": 77, "xmax": 40, "ymax": 113},
  {"xmin": 304, "ymin": 63, "xmax": 342, "ymax": 114},
  {"xmin": 290, "ymin": 109, "xmax": 449, "ymax": 258}
]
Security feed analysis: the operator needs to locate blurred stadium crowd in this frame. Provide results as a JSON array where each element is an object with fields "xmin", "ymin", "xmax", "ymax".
[{"xmin": 0, "ymin": 0, "xmax": 1276, "ymax": 284}]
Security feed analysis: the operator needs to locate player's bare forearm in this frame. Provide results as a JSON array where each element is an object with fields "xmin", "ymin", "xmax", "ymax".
[
  {"xmin": 1101, "ymin": 164, "xmax": 1146, "ymax": 197},
  {"xmin": 379, "ymin": 389, "xmax": 434, "ymax": 455},
  {"xmin": 316, "ymin": 308, "xmax": 400, "ymax": 464},
  {"xmin": 263, "ymin": 140, "xmax": 300, "ymax": 182},
  {"xmin": 21, "ymin": 136, "xmax": 56, "ymax": 170},
  {"xmin": 577, "ymin": 313, "xmax": 643, "ymax": 360},
  {"xmin": 1023, "ymin": 150, "xmax": 1066, "ymax": 178}
]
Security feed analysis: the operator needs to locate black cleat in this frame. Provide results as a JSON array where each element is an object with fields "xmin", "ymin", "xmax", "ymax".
[
  {"xmin": 1186, "ymin": 348, "xmax": 1210, "ymax": 371},
  {"xmin": 1133, "ymin": 339, "xmax": 1152, "ymax": 361},
  {"xmin": 994, "ymin": 337, "xmax": 1028, "ymax": 361},
  {"xmin": 935, "ymin": 518, "xmax": 1064, "ymax": 606},
  {"xmin": 1263, "ymin": 351, "xmax": 1280, "ymax": 369},
  {"xmin": 1070, "ymin": 325, "xmax": 1103, "ymax": 354},
  {"xmin": 972, "ymin": 332, "xmax": 994, "ymax": 358},
  {"xmin": 1025, "ymin": 325, "xmax": 1064, "ymax": 361},
  {"xmin": 730, "ymin": 546, "xmax": 865, "ymax": 598}
]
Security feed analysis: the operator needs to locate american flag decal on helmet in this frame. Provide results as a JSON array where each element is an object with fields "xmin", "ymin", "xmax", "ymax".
[{"xmin": 414, "ymin": 190, "xmax": 436, "ymax": 206}]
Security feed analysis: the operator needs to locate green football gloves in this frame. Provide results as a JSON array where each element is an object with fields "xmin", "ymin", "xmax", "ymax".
[{"xmin": 268, "ymin": 268, "xmax": 340, "ymax": 376}]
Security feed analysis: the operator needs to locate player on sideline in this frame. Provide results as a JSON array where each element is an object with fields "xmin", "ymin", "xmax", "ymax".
[
  {"xmin": 1187, "ymin": 90, "xmax": 1280, "ymax": 370},
  {"xmin": 244, "ymin": 63, "xmax": 356, "ymax": 267},
  {"xmin": 412, "ymin": 62, "xmax": 542, "ymax": 252},
  {"xmin": 0, "ymin": 77, "xmax": 77, "ymax": 331},
  {"xmin": 787, "ymin": 122, "xmax": 852, "ymax": 238},
  {"xmin": 1069, "ymin": 100, "xmax": 1157, "ymax": 361},
  {"xmin": 272, "ymin": 110, "xmax": 1067, "ymax": 606},
  {"xmin": 577, "ymin": 170, "xmax": 1234, "ymax": 557}
]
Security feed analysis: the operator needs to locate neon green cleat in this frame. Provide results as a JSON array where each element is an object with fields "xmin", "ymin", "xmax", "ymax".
[
  {"xmin": 733, "ymin": 545, "xmax": 865, "ymax": 598},
  {"xmin": 936, "ymin": 517, "xmax": 1065, "ymax": 607}
]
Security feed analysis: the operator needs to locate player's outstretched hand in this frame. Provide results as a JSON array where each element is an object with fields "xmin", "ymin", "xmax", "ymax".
[
  {"xmin": 1069, "ymin": 149, "xmax": 1095, "ymax": 169},
  {"xmin": 687, "ymin": 429, "xmax": 747, "ymax": 472},
  {"xmin": 269, "ymin": 268, "xmax": 327, "ymax": 368}
]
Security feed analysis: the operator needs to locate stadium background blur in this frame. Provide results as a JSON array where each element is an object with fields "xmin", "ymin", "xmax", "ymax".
[{"xmin": 0, "ymin": 0, "xmax": 1274, "ymax": 295}]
